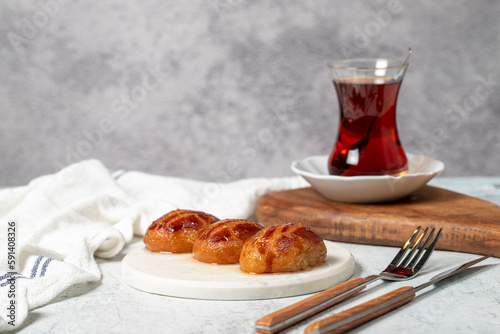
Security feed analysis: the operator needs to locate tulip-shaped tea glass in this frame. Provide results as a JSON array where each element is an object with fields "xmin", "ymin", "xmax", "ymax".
[{"xmin": 327, "ymin": 58, "xmax": 409, "ymax": 176}]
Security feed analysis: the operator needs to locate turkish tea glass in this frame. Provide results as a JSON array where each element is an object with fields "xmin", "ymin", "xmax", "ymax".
[{"xmin": 327, "ymin": 58, "xmax": 408, "ymax": 176}]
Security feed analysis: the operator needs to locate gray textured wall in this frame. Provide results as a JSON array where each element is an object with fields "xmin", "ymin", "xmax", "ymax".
[{"xmin": 1, "ymin": 0, "xmax": 499, "ymax": 187}]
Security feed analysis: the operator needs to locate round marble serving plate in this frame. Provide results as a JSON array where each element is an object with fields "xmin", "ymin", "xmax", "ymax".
[
  {"xmin": 121, "ymin": 241, "xmax": 354, "ymax": 300},
  {"xmin": 291, "ymin": 153, "xmax": 444, "ymax": 203}
]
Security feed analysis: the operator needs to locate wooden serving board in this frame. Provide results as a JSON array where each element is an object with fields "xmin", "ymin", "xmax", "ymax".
[{"xmin": 255, "ymin": 186, "xmax": 500, "ymax": 258}]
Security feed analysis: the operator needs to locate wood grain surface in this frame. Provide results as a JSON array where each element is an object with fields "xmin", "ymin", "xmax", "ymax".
[
  {"xmin": 303, "ymin": 286, "xmax": 416, "ymax": 333},
  {"xmin": 255, "ymin": 186, "xmax": 500, "ymax": 257},
  {"xmin": 255, "ymin": 277, "xmax": 367, "ymax": 334}
]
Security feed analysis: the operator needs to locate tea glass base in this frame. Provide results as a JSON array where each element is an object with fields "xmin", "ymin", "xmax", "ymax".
[{"xmin": 328, "ymin": 166, "xmax": 409, "ymax": 177}]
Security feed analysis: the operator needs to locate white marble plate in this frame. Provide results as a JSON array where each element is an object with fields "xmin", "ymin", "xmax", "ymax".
[
  {"xmin": 291, "ymin": 153, "xmax": 444, "ymax": 203},
  {"xmin": 121, "ymin": 241, "xmax": 354, "ymax": 300}
]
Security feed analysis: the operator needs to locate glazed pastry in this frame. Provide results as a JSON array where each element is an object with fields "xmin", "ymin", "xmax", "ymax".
[
  {"xmin": 239, "ymin": 223, "xmax": 327, "ymax": 274},
  {"xmin": 143, "ymin": 209, "xmax": 219, "ymax": 253},
  {"xmin": 193, "ymin": 219, "xmax": 263, "ymax": 264}
]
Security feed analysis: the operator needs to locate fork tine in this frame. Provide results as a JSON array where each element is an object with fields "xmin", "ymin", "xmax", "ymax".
[
  {"xmin": 407, "ymin": 228, "xmax": 435, "ymax": 268},
  {"xmin": 412, "ymin": 228, "xmax": 442, "ymax": 273},
  {"xmin": 389, "ymin": 226, "xmax": 421, "ymax": 266},
  {"xmin": 399, "ymin": 227, "xmax": 430, "ymax": 268}
]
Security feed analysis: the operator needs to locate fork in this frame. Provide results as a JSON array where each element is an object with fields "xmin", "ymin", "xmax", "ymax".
[{"xmin": 255, "ymin": 226, "xmax": 442, "ymax": 334}]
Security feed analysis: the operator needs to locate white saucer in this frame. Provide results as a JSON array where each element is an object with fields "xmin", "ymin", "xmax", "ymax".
[
  {"xmin": 291, "ymin": 154, "xmax": 444, "ymax": 203},
  {"xmin": 121, "ymin": 241, "xmax": 354, "ymax": 300}
]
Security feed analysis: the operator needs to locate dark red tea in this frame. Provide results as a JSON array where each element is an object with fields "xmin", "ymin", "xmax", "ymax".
[{"xmin": 328, "ymin": 77, "xmax": 408, "ymax": 176}]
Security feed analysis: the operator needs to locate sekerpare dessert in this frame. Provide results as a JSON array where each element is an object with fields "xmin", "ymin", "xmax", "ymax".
[
  {"xmin": 143, "ymin": 209, "xmax": 219, "ymax": 253},
  {"xmin": 193, "ymin": 219, "xmax": 263, "ymax": 264},
  {"xmin": 239, "ymin": 223, "xmax": 327, "ymax": 274}
]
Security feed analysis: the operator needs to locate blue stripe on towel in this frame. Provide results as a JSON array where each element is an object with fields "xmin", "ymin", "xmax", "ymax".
[
  {"xmin": 0, "ymin": 272, "xmax": 17, "ymax": 281},
  {"xmin": 40, "ymin": 258, "xmax": 52, "ymax": 277},
  {"xmin": 0, "ymin": 256, "xmax": 53, "ymax": 286},
  {"xmin": 30, "ymin": 256, "xmax": 43, "ymax": 278},
  {"xmin": 111, "ymin": 169, "xmax": 128, "ymax": 180},
  {"xmin": 0, "ymin": 273, "xmax": 25, "ymax": 287}
]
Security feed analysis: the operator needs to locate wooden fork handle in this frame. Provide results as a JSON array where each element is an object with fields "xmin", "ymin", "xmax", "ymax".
[
  {"xmin": 255, "ymin": 277, "xmax": 367, "ymax": 334},
  {"xmin": 304, "ymin": 286, "xmax": 416, "ymax": 334}
]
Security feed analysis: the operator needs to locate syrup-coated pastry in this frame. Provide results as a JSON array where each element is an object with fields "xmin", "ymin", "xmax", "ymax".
[
  {"xmin": 239, "ymin": 223, "xmax": 327, "ymax": 274},
  {"xmin": 143, "ymin": 209, "xmax": 219, "ymax": 253},
  {"xmin": 193, "ymin": 219, "xmax": 263, "ymax": 264}
]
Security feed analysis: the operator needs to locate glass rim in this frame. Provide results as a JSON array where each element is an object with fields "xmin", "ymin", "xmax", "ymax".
[{"xmin": 327, "ymin": 58, "xmax": 408, "ymax": 71}]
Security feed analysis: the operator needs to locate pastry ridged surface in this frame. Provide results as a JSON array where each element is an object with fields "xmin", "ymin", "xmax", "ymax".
[
  {"xmin": 239, "ymin": 223, "xmax": 327, "ymax": 274},
  {"xmin": 143, "ymin": 209, "xmax": 219, "ymax": 253},
  {"xmin": 193, "ymin": 219, "xmax": 263, "ymax": 264}
]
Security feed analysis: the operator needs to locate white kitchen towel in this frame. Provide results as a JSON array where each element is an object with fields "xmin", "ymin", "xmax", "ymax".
[{"xmin": 0, "ymin": 159, "xmax": 307, "ymax": 331}]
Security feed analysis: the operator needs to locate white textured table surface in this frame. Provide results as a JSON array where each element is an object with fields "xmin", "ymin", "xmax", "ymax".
[{"xmin": 12, "ymin": 177, "xmax": 500, "ymax": 334}]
